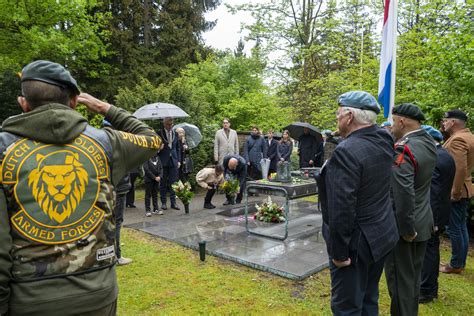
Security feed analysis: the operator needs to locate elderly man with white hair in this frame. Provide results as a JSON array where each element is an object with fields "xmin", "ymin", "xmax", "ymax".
[{"xmin": 317, "ymin": 91, "xmax": 398, "ymax": 315}]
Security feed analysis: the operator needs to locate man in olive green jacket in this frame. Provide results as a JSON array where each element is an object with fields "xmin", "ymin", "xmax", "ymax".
[
  {"xmin": 385, "ymin": 103, "xmax": 437, "ymax": 316},
  {"xmin": 0, "ymin": 60, "xmax": 161, "ymax": 315}
]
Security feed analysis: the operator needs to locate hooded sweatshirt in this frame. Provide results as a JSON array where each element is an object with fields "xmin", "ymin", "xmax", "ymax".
[{"xmin": 0, "ymin": 103, "xmax": 160, "ymax": 315}]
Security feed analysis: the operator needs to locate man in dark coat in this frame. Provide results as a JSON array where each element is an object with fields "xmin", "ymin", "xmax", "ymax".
[
  {"xmin": 223, "ymin": 154, "xmax": 247, "ymax": 205},
  {"xmin": 419, "ymin": 125, "xmax": 455, "ymax": 303},
  {"xmin": 317, "ymin": 91, "xmax": 399, "ymax": 315},
  {"xmin": 298, "ymin": 128, "xmax": 322, "ymax": 167},
  {"xmin": 158, "ymin": 117, "xmax": 181, "ymax": 211},
  {"xmin": 264, "ymin": 130, "xmax": 278, "ymax": 175},
  {"xmin": 385, "ymin": 103, "xmax": 437, "ymax": 316},
  {"xmin": 243, "ymin": 126, "xmax": 266, "ymax": 180}
]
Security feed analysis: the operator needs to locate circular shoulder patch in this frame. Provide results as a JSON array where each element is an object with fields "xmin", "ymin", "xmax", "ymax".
[{"xmin": 1, "ymin": 135, "xmax": 109, "ymax": 244}]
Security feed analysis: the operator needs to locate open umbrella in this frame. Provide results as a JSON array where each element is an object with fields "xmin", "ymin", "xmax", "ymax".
[
  {"xmin": 173, "ymin": 123, "xmax": 202, "ymax": 149},
  {"xmin": 133, "ymin": 102, "xmax": 189, "ymax": 120},
  {"xmin": 283, "ymin": 122, "xmax": 323, "ymax": 142}
]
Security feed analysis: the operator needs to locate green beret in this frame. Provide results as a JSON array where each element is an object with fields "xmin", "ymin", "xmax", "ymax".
[
  {"xmin": 338, "ymin": 91, "xmax": 380, "ymax": 114},
  {"xmin": 392, "ymin": 103, "xmax": 425, "ymax": 121},
  {"xmin": 21, "ymin": 60, "xmax": 80, "ymax": 95}
]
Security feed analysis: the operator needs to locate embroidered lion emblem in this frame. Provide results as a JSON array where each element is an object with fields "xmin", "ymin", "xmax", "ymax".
[{"xmin": 27, "ymin": 150, "xmax": 89, "ymax": 223}]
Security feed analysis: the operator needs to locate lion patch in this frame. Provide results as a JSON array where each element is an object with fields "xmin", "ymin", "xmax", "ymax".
[{"xmin": 1, "ymin": 135, "xmax": 109, "ymax": 244}]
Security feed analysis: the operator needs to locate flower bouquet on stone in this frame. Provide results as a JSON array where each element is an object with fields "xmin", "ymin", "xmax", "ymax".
[
  {"xmin": 254, "ymin": 196, "xmax": 286, "ymax": 223},
  {"xmin": 171, "ymin": 180, "xmax": 194, "ymax": 213}
]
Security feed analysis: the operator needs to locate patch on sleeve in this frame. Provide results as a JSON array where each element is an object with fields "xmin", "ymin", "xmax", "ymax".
[
  {"xmin": 118, "ymin": 132, "xmax": 162, "ymax": 149},
  {"xmin": 97, "ymin": 245, "xmax": 115, "ymax": 261}
]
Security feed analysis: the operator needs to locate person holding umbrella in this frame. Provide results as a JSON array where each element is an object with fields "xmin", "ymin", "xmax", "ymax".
[
  {"xmin": 298, "ymin": 127, "xmax": 323, "ymax": 168},
  {"xmin": 158, "ymin": 117, "xmax": 181, "ymax": 211},
  {"xmin": 176, "ymin": 127, "xmax": 192, "ymax": 182}
]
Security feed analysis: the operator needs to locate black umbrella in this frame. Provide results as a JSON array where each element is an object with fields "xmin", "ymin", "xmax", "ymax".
[{"xmin": 283, "ymin": 122, "xmax": 323, "ymax": 142}]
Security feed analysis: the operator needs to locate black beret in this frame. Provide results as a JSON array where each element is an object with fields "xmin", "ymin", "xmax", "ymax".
[
  {"xmin": 392, "ymin": 103, "xmax": 425, "ymax": 121},
  {"xmin": 338, "ymin": 91, "xmax": 381, "ymax": 114},
  {"xmin": 21, "ymin": 60, "xmax": 80, "ymax": 95},
  {"xmin": 444, "ymin": 109, "xmax": 467, "ymax": 121}
]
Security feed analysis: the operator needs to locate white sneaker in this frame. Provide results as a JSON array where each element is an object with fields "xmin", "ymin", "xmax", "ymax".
[
  {"xmin": 155, "ymin": 210, "xmax": 164, "ymax": 215},
  {"xmin": 145, "ymin": 212, "xmax": 152, "ymax": 217},
  {"xmin": 117, "ymin": 257, "xmax": 133, "ymax": 266}
]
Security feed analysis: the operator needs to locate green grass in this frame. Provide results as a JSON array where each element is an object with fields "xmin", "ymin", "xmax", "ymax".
[{"xmin": 117, "ymin": 229, "xmax": 474, "ymax": 315}]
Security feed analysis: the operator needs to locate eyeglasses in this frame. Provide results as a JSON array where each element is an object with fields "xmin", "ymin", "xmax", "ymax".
[{"xmin": 223, "ymin": 121, "xmax": 230, "ymax": 124}]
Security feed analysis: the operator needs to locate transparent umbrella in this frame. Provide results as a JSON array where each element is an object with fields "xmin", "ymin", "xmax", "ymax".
[
  {"xmin": 173, "ymin": 123, "xmax": 202, "ymax": 149},
  {"xmin": 133, "ymin": 102, "xmax": 189, "ymax": 120}
]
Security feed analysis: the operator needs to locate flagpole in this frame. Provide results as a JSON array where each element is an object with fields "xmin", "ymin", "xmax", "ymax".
[{"xmin": 388, "ymin": 0, "xmax": 398, "ymax": 123}]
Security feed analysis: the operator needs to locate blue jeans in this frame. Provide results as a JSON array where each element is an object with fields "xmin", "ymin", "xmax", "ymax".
[{"xmin": 447, "ymin": 198, "xmax": 470, "ymax": 269}]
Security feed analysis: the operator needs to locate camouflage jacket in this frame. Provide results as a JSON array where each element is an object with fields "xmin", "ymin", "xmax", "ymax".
[{"xmin": 0, "ymin": 104, "xmax": 160, "ymax": 315}]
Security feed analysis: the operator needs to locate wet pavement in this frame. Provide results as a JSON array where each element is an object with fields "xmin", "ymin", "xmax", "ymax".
[{"xmin": 123, "ymin": 192, "xmax": 328, "ymax": 280}]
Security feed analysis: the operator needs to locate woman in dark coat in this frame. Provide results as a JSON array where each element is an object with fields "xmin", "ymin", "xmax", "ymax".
[{"xmin": 277, "ymin": 130, "xmax": 293, "ymax": 162}]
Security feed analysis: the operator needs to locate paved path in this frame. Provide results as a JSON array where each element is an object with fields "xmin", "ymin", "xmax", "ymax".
[{"xmin": 124, "ymin": 192, "xmax": 328, "ymax": 280}]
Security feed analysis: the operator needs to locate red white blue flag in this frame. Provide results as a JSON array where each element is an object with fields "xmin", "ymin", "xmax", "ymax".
[{"xmin": 378, "ymin": 0, "xmax": 398, "ymax": 119}]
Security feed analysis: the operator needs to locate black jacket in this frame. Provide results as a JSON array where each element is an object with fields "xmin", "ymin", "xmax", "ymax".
[
  {"xmin": 264, "ymin": 138, "xmax": 279, "ymax": 170},
  {"xmin": 143, "ymin": 155, "xmax": 163, "ymax": 183},
  {"xmin": 431, "ymin": 145, "xmax": 456, "ymax": 229},
  {"xmin": 223, "ymin": 154, "xmax": 247, "ymax": 186},
  {"xmin": 116, "ymin": 174, "xmax": 131, "ymax": 195},
  {"xmin": 298, "ymin": 133, "xmax": 322, "ymax": 167}
]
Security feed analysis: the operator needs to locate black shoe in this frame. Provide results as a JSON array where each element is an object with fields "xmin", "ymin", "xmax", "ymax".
[
  {"xmin": 223, "ymin": 200, "xmax": 235, "ymax": 206},
  {"xmin": 235, "ymin": 200, "xmax": 241, "ymax": 204},
  {"xmin": 127, "ymin": 204, "xmax": 137, "ymax": 208},
  {"xmin": 161, "ymin": 205, "xmax": 168, "ymax": 210},
  {"xmin": 209, "ymin": 203, "xmax": 216, "ymax": 209},
  {"xmin": 204, "ymin": 203, "xmax": 214, "ymax": 209},
  {"xmin": 419, "ymin": 295, "xmax": 436, "ymax": 304},
  {"xmin": 171, "ymin": 204, "xmax": 180, "ymax": 210}
]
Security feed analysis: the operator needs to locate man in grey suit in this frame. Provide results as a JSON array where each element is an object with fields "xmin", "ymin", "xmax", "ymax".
[
  {"xmin": 317, "ymin": 91, "xmax": 399, "ymax": 315},
  {"xmin": 385, "ymin": 103, "xmax": 437, "ymax": 316},
  {"xmin": 214, "ymin": 118, "xmax": 239, "ymax": 165}
]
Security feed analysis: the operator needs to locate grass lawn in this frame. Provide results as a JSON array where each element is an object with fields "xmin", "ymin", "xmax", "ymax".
[{"xmin": 117, "ymin": 229, "xmax": 473, "ymax": 315}]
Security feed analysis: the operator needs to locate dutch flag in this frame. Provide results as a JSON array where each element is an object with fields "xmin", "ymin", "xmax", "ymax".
[{"xmin": 378, "ymin": 0, "xmax": 398, "ymax": 120}]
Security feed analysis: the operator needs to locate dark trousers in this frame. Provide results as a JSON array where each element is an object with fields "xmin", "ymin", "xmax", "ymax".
[
  {"xmin": 145, "ymin": 181, "xmax": 159, "ymax": 212},
  {"xmin": 126, "ymin": 172, "xmax": 139, "ymax": 206},
  {"xmin": 385, "ymin": 239, "xmax": 428, "ymax": 316},
  {"xmin": 329, "ymin": 234, "xmax": 385, "ymax": 316},
  {"xmin": 76, "ymin": 299, "xmax": 117, "ymax": 316},
  {"xmin": 204, "ymin": 188, "xmax": 216, "ymax": 204},
  {"xmin": 420, "ymin": 233, "xmax": 440, "ymax": 298},
  {"xmin": 160, "ymin": 166, "xmax": 178, "ymax": 206},
  {"xmin": 115, "ymin": 194, "xmax": 126, "ymax": 259},
  {"xmin": 248, "ymin": 162, "xmax": 262, "ymax": 180}
]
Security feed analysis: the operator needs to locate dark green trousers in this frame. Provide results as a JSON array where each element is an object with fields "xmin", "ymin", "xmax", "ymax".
[
  {"xmin": 76, "ymin": 299, "xmax": 117, "ymax": 316},
  {"xmin": 385, "ymin": 239, "xmax": 427, "ymax": 316}
]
